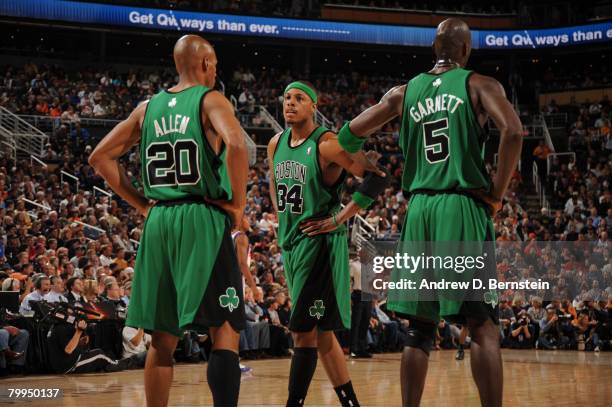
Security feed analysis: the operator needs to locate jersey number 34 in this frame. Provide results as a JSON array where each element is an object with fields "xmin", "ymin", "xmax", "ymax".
[{"xmin": 277, "ymin": 183, "xmax": 303, "ymax": 214}]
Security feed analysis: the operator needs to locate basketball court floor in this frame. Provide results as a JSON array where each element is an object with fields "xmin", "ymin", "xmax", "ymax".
[{"xmin": 1, "ymin": 350, "xmax": 609, "ymax": 406}]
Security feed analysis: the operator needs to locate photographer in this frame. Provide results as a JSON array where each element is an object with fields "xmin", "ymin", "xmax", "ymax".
[
  {"xmin": 572, "ymin": 309, "xmax": 601, "ymax": 351},
  {"xmin": 508, "ymin": 310, "xmax": 534, "ymax": 349},
  {"xmin": 538, "ymin": 305, "xmax": 570, "ymax": 350},
  {"xmin": 47, "ymin": 317, "xmax": 131, "ymax": 374}
]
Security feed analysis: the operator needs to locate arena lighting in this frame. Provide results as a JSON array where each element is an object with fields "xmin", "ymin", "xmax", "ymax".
[{"xmin": 1, "ymin": 0, "xmax": 611, "ymax": 50}]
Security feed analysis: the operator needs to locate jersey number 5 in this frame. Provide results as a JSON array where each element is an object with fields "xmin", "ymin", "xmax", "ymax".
[
  {"xmin": 423, "ymin": 118, "xmax": 450, "ymax": 164},
  {"xmin": 146, "ymin": 140, "xmax": 200, "ymax": 187},
  {"xmin": 277, "ymin": 183, "xmax": 303, "ymax": 214}
]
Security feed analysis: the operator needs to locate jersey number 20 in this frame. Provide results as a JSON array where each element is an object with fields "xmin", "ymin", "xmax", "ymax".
[
  {"xmin": 277, "ymin": 183, "xmax": 303, "ymax": 214},
  {"xmin": 146, "ymin": 140, "xmax": 200, "ymax": 187},
  {"xmin": 423, "ymin": 118, "xmax": 450, "ymax": 164}
]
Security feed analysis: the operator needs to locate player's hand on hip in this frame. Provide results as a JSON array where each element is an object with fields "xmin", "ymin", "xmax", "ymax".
[
  {"xmin": 139, "ymin": 199, "xmax": 156, "ymax": 218},
  {"xmin": 469, "ymin": 189, "xmax": 502, "ymax": 216},
  {"xmin": 204, "ymin": 198, "xmax": 244, "ymax": 227},
  {"xmin": 300, "ymin": 215, "xmax": 339, "ymax": 236}
]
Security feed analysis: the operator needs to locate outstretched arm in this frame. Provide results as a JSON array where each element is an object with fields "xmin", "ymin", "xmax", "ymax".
[
  {"xmin": 345, "ymin": 85, "xmax": 405, "ymax": 139},
  {"xmin": 89, "ymin": 102, "xmax": 150, "ymax": 216}
]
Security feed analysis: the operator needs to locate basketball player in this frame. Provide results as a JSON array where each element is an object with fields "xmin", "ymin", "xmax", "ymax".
[
  {"xmin": 307, "ymin": 18, "xmax": 523, "ymax": 407},
  {"xmin": 89, "ymin": 35, "xmax": 248, "ymax": 407},
  {"xmin": 268, "ymin": 81, "xmax": 388, "ymax": 407},
  {"xmin": 233, "ymin": 216, "xmax": 260, "ymax": 303},
  {"xmin": 232, "ymin": 215, "xmax": 261, "ymax": 374}
]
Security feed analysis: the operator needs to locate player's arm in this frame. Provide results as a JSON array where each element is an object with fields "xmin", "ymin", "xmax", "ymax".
[
  {"xmin": 336, "ymin": 85, "xmax": 405, "ymax": 156},
  {"xmin": 235, "ymin": 233, "xmax": 261, "ymax": 301},
  {"xmin": 89, "ymin": 102, "xmax": 151, "ymax": 216},
  {"xmin": 203, "ymin": 91, "xmax": 248, "ymax": 226},
  {"xmin": 300, "ymin": 133, "xmax": 390, "ymax": 237},
  {"xmin": 267, "ymin": 132, "xmax": 281, "ymax": 214},
  {"xmin": 474, "ymin": 75, "xmax": 523, "ymax": 210},
  {"xmin": 349, "ymin": 85, "xmax": 405, "ymax": 136}
]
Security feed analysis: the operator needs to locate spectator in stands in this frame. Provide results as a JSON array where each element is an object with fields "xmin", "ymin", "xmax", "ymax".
[
  {"xmin": 19, "ymin": 274, "xmax": 50, "ymax": 314},
  {"xmin": 532, "ymin": 140, "xmax": 552, "ymax": 178},
  {"xmin": 44, "ymin": 275, "xmax": 68, "ymax": 303},
  {"xmin": 243, "ymin": 286, "xmax": 270, "ymax": 358},
  {"xmin": 82, "ymin": 279, "xmax": 100, "ymax": 304},
  {"xmin": 0, "ymin": 324, "xmax": 28, "ymax": 375},
  {"xmin": 122, "ymin": 327, "xmax": 150, "ymax": 368},
  {"xmin": 65, "ymin": 277, "xmax": 84, "ymax": 304},
  {"xmin": 1, "ymin": 277, "xmax": 20, "ymax": 293}
]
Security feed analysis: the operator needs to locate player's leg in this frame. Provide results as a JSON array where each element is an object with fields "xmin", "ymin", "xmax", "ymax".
[
  {"xmin": 172, "ymin": 204, "xmax": 245, "ymax": 407},
  {"xmin": 467, "ymin": 315, "xmax": 502, "ymax": 407},
  {"xmin": 145, "ymin": 331, "xmax": 180, "ymax": 407},
  {"xmin": 317, "ymin": 330, "xmax": 359, "ymax": 407},
  {"xmin": 208, "ymin": 321, "xmax": 241, "ymax": 407},
  {"xmin": 400, "ymin": 316, "xmax": 437, "ymax": 407},
  {"xmin": 456, "ymin": 325, "xmax": 468, "ymax": 360},
  {"xmin": 286, "ymin": 329, "xmax": 319, "ymax": 407},
  {"xmin": 388, "ymin": 195, "xmax": 436, "ymax": 407},
  {"xmin": 128, "ymin": 206, "xmax": 181, "ymax": 407},
  {"xmin": 316, "ymin": 233, "xmax": 359, "ymax": 407},
  {"xmin": 435, "ymin": 195, "xmax": 502, "ymax": 406}
]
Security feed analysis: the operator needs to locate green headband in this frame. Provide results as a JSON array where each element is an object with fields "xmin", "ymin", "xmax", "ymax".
[{"xmin": 284, "ymin": 81, "xmax": 317, "ymax": 104}]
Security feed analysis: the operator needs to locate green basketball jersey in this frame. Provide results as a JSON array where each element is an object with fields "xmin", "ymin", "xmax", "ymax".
[
  {"xmin": 273, "ymin": 127, "xmax": 345, "ymax": 250},
  {"xmin": 140, "ymin": 86, "xmax": 228, "ymax": 201},
  {"xmin": 400, "ymin": 68, "xmax": 490, "ymax": 193}
]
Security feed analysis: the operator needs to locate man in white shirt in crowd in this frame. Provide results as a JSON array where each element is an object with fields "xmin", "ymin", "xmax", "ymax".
[
  {"xmin": 122, "ymin": 326, "xmax": 151, "ymax": 369},
  {"xmin": 44, "ymin": 276, "xmax": 68, "ymax": 303},
  {"xmin": 99, "ymin": 245, "xmax": 113, "ymax": 267},
  {"xmin": 19, "ymin": 275, "xmax": 50, "ymax": 314}
]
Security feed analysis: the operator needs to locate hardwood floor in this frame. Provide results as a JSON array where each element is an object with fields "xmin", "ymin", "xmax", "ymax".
[{"xmin": 1, "ymin": 350, "xmax": 610, "ymax": 406}]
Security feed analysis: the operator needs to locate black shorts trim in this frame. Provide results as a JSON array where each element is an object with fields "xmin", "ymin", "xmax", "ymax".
[
  {"xmin": 289, "ymin": 238, "xmax": 344, "ymax": 333},
  {"xmin": 188, "ymin": 224, "xmax": 246, "ymax": 332}
]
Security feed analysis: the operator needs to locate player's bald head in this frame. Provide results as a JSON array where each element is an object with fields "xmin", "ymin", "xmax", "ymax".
[
  {"xmin": 173, "ymin": 35, "xmax": 215, "ymax": 74},
  {"xmin": 433, "ymin": 18, "xmax": 472, "ymax": 66},
  {"xmin": 173, "ymin": 35, "xmax": 217, "ymax": 86}
]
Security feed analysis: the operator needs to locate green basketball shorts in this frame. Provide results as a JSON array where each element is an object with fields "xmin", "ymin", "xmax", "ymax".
[
  {"xmin": 387, "ymin": 192, "xmax": 499, "ymax": 324},
  {"xmin": 282, "ymin": 231, "xmax": 351, "ymax": 332},
  {"xmin": 126, "ymin": 200, "xmax": 246, "ymax": 337}
]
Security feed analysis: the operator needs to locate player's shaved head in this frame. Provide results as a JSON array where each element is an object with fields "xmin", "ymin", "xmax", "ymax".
[
  {"xmin": 173, "ymin": 35, "xmax": 217, "ymax": 87},
  {"xmin": 433, "ymin": 18, "xmax": 472, "ymax": 66}
]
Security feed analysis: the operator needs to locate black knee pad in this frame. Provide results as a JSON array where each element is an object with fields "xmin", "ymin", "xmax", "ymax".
[{"xmin": 405, "ymin": 320, "xmax": 436, "ymax": 356}]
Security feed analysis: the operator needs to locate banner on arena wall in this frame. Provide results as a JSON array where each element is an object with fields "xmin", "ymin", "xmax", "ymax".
[{"xmin": 1, "ymin": 0, "xmax": 611, "ymax": 49}]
